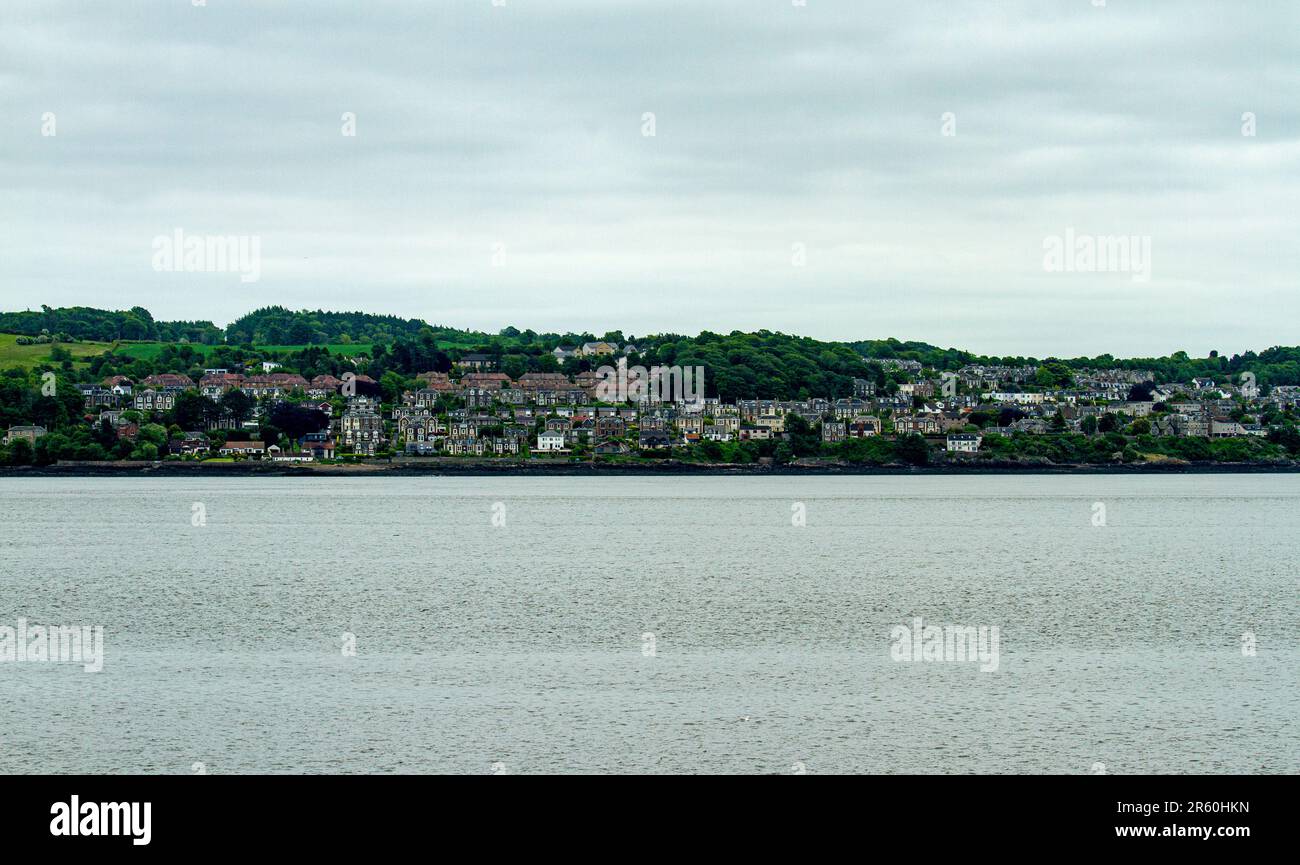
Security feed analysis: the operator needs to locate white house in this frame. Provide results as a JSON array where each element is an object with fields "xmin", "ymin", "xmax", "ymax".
[
  {"xmin": 946, "ymin": 433, "xmax": 982, "ymax": 453},
  {"xmin": 535, "ymin": 431, "xmax": 568, "ymax": 452}
]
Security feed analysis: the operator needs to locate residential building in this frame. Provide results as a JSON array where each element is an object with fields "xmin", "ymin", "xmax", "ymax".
[
  {"xmin": 219, "ymin": 441, "xmax": 267, "ymax": 458},
  {"xmin": 535, "ymin": 431, "xmax": 568, "ymax": 452},
  {"xmin": 638, "ymin": 430, "xmax": 672, "ymax": 449},
  {"xmin": 4, "ymin": 425, "xmax": 47, "ymax": 445},
  {"xmin": 946, "ymin": 433, "xmax": 982, "ymax": 453},
  {"xmin": 340, "ymin": 397, "xmax": 384, "ymax": 456},
  {"xmin": 455, "ymin": 353, "xmax": 496, "ymax": 371}
]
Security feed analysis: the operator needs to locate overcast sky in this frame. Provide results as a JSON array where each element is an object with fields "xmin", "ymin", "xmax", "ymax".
[{"xmin": 1, "ymin": 0, "xmax": 1297, "ymax": 357}]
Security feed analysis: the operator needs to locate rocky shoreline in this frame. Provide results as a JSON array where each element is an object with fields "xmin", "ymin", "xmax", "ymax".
[{"xmin": 2, "ymin": 457, "xmax": 1297, "ymax": 477}]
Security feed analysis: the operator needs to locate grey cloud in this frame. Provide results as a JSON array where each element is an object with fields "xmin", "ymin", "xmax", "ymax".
[{"xmin": 1, "ymin": 0, "xmax": 1297, "ymax": 356}]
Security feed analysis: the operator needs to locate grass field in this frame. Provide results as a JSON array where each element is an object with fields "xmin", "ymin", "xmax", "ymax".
[
  {"xmin": 0, "ymin": 333, "xmax": 115, "ymax": 369},
  {"xmin": 0, "ymin": 334, "xmax": 380, "ymax": 369},
  {"xmin": 0, "ymin": 333, "xmax": 514, "ymax": 371}
]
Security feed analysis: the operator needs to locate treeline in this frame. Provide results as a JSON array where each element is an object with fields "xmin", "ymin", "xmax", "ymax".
[
  {"xmin": 846, "ymin": 338, "xmax": 1300, "ymax": 388},
  {"xmin": 1064, "ymin": 347, "xmax": 1300, "ymax": 388},
  {"xmin": 9, "ymin": 304, "xmax": 1300, "ymax": 390},
  {"xmin": 223, "ymin": 307, "xmax": 625, "ymax": 354},
  {"xmin": 976, "ymin": 431, "xmax": 1291, "ymax": 464},
  {"xmin": 0, "ymin": 306, "xmax": 221, "ymax": 343},
  {"xmin": 225, "ymin": 307, "xmax": 459, "ymax": 346},
  {"xmin": 359, "ymin": 329, "xmax": 881, "ymax": 401},
  {"xmin": 638, "ymin": 331, "xmax": 876, "ymax": 401},
  {"xmin": 849, "ymin": 338, "xmax": 977, "ymax": 370}
]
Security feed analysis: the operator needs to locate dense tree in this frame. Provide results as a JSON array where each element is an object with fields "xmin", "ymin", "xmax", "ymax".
[
  {"xmin": 5, "ymin": 438, "xmax": 34, "ymax": 465},
  {"xmin": 784, "ymin": 413, "xmax": 821, "ymax": 457},
  {"xmin": 221, "ymin": 390, "xmax": 254, "ymax": 425},
  {"xmin": 137, "ymin": 423, "xmax": 168, "ymax": 448},
  {"xmin": 997, "ymin": 407, "xmax": 1026, "ymax": 427},
  {"xmin": 0, "ymin": 305, "xmax": 220, "ymax": 342},
  {"xmin": 894, "ymin": 434, "xmax": 930, "ymax": 466},
  {"xmin": 1127, "ymin": 380, "xmax": 1156, "ymax": 401},
  {"xmin": 266, "ymin": 403, "xmax": 329, "ymax": 441},
  {"xmin": 172, "ymin": 391, "xmax": 217, "ymax": 430}
]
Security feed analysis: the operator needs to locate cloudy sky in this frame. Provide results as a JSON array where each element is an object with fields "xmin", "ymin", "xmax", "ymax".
[{"xmin": 1, "ymin": 0, "xmax": 1297, "ymax": 357}]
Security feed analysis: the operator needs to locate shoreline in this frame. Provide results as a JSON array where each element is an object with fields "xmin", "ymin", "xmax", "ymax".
[{"xmin": 3, "ymin": 458, "xmax": 1298, "ymax": 477}]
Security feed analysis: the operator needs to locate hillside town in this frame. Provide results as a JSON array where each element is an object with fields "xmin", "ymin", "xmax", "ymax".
[{"xmin": 5, "ymin": 339, "xmax": 1298, "ymax": 467}]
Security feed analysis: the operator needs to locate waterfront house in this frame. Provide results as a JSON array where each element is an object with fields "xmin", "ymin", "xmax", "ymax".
[
  {"xmin": 168, "ymin": 432, "xmax": 211, "ymax": 456},
  {"xmin": 1210, "ymin": 419, "xmax": 1247, "ymax": 438},
  {"xmin": 445, "ymin": 437, "xmax": 486, "ymax": 456},
  {"xmin": 946, "ymin": 433, "xmax": 982, "ymax": 453},
  {"xmin": 703, "ymin": 424, "xmax": 733, "ymax": 442},
  {"xmin": 340, "ymin": 397, "xmax": 384, "ymax": 456},
  {"xmin": 848, "ymin": 416, "xmax": 881, "ymax": 437},
  {"xmin": 638, "ymin": 430, "xmax": 671, "ymax": 449},
  {"xmin": 302, "ymin": 439, "xmax": 336, "ymax": 459},
  {"xmin": 821, "ymin": 420, "xmax": 847, "ymax": 443},
  {"xmin": 489, "ymin": 437, "xmax": 520, "ymax": 456},
  {"xmin": 536, "ymin": 431, "xmax": 568, "ymax": 452},
  {"xmin": 219, "ymin": 440, "xmax": 267, "ymax": 458},
  {"xmin": 4, "ymin": 425, "xmax": 47, "ymax": 445}
]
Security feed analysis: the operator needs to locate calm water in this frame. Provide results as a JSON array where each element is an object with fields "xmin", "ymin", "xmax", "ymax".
[{"xmin": 0, "ymin": 474, "xmax": 1295, "ymax": 774}]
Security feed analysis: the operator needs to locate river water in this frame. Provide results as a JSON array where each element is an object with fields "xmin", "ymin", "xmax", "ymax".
[{"xmin": 0, "ymin": 474, "xmax": 1295, "ymax": 774}]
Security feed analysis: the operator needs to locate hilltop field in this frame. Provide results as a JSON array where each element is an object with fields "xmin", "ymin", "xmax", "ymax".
[{"xmin": 0, "ymin": 333, "xmax": 374, "ymax": 370}]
